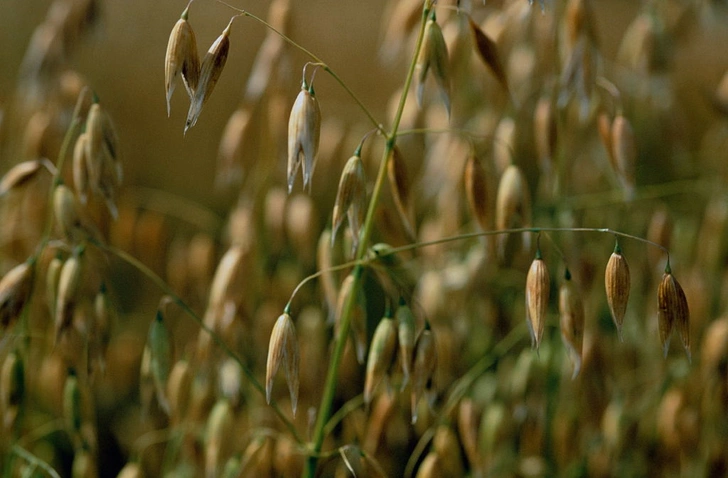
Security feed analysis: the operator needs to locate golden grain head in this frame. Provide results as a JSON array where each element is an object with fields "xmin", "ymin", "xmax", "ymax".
[
  {"xmin": 395, "ymin": 299, "xmax": 416, "ymax": 385},
  {"xmin": 610, "ymin": 114, "xmax": 636, "ymax": 198},
  {"xmin": 387, "ymin": 146, "xmax": 416, "ymax": 240},
  {"xmin": 559, "ymin": 271, "xmax": 585, "ymax": 379},
  {"xmin": 0, "ymin": 158, "xmax": 55, "ymax": 197},
  {"xmin": 55, "ymin": 252, "xmax": 84, "ymax": 344},
  {"xmin": 416, "ymin": 13, "xmax": 451, "ymax": 115},
  {"xmin": 0, "ymin": 261, "xmax": 35, "ymax": 330},
  {"xmin": 411, "ymin": 324, "xmax": 436, "ymax": 424},
  {"xmin": 1, "ymin": 352, "xmax": 24, "ymax": 430},
  {"xmin": 605, "ymin": 246, "xmax": 630, "ymax": 341},
  {"xmin": 287, "ymin": 83, "xmax": 321, "ymax": 193},
  {"xmin": 332, "ymin": 153, "xmax": 366, "ymax": 248},
  {"xmin": 165, "ymin": 7, "xmax": 200, "ymax": 116},
  {"xmin": 364, "ymin": 317, "xmax": 398, "ymax": 405},
  {"xmin": 525, "ymin": 256, "xmax": 550, "ymax": 350},
  {"xmin": 657, "ymin": 270, "xmax": 690, "ymax": 360},
  {"xmin": 265, "ymin": 312, "xmax": 300, "ymax": 416},
  {"xmin": 63, "ymin": 368, "xmax": 82, "ymax": 437},
  {"xmin": 185, "ymin": 19, "xmax": 232, "ymax": 133},
  {"xmin": 415, "ymin": 452, "xmax": 443, "ymax": 478},
  {"xmin": 464, "ymin": 153, "xmax": 491, "ymax": 232},
  {"xmin": 148, "ymin": 309, "xmax": 173, "ymax": 415}
]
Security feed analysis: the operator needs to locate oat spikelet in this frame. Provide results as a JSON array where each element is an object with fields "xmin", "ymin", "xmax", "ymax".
[
  {"xmin": 388, "ymin": 146, "xmax": 416, "ymax": 240},
  {"xmin": 416, "ymin": 11, "xmax": 451, "ymax": 116},
  {"xmin": 495, "ymin": 165, "xmax": 531, "ymax": 260},
  {"xmin": 468, "ymin": 16, "xmax": 509, "ymax": 94},
  {"xmin": 411, "ymin": 323, "xmax": 436, "ymax": 424},
  {"xmin": 1, "ymin": 352, "xmax": 24, "ymax": 430},
  {"xmin": 364, "ymin": 317, "xmax": 398, "ymax": 405},
  {"xmin": 149, "ymin": 308, "xmax": 173, "ymax": 414},
  {"xmin": 54, "ymin": 252, "xmax": 83, "ymax": 345},
  {"xmin": 185, "ymin": 18, "xmax": 232, "ymax": 133},
  {"xmin": 265, "ymin": 312, "xmax": 300, "ymax": 416},
  {"xmin": 287, "ymin": 81, "xmax": 321, "ymax": 193},
  {"xmin": 396, "ymin": 298, "xmax": 416, "ymax": 387},
  {"xmin": 525, "ymin": 253, "xmax": 550, "ymax": 350},
  {"xmin": 63, "ymin": 368, "xmax": 82, "ymax": 437},
  {"xmin": 464, "ymin": 153, "xmax": 491, "ymax": 232},
  {"xmin": 605, "ymin": 243, "xmax": 630, "ymax": 341},
  {"xmin": 657, "ymin": 268, "xmax": 690, "ymax": 360},
  {"xmin": 0, "ymin": 261, "xmax": 35, "ymax": 331},
  {"xmin": 416, "ymin": 452, "xmax": 443, "ymax": 478},
  {"xmin": 559, "ymin": 269, "xmax": 584, "ymax": 378},
  {"xmin": 165, "ymin": 6, "xmax": 200, "ymax": 116},
  {"xmin": 0, "ymin": 159, "xmax": 55, "ymax": 197},
  {"xmin": 332, "ymin": 152, "xmax": 366, "ymax": 249},
  {"xmin": 72, "ymin": 132, "xmax": 90, "ymax": 203},
  {"xmin": 610, "ymin": 114, "xmax": 636, "ymax": 200}
]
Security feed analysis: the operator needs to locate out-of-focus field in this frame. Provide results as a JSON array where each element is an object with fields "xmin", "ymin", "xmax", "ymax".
[{"xmin": 2, "ymin": 0, "xmax": 728, "ymax": 477}]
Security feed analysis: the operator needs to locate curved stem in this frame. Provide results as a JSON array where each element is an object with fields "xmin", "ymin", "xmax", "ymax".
[
  {"xmin": 92, "ymin": 241, "xmax": 303, "ymax": 444},
  {"xmin": 216, "ymin": 0, "xmax": 383, "ymax": 133},
  {"xmin": 11, "ymin": 445, "xmax": 62, "ymax": 478}
]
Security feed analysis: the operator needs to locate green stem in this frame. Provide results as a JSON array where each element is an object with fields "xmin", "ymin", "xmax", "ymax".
[
  {"xmin": 303, "ymin": 3, "xmax": 431, "ymax": 477},
  {"xmin": 92, "ymin": 241, "xmax": 303, "ymax": 445},
  {"xmin": 11, "ymin": 445, "xmax": 62, "ymax": 478}
]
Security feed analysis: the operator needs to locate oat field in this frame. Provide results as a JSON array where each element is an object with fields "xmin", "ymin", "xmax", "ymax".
[{"xmin": 1, "ymin": 0, "xmax": 728, "ymax": 477}]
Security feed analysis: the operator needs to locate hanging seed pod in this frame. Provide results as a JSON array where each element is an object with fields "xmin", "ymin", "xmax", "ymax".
[
  {"xmin": 334, "ymin": 273, "xmax": 368, "ymax": 364},
  {"xmin": 605, "ymin": 243, "xmax": 630, "ymax": 341},
  {"xmin": 317, "ymin": 230, "xmax": 339, "ymax": 318},
  {"xmin": 415, "ymin": 452, "xmax": 443, "ymax": 478},
  {"xmin": 1, "ymin": 352, "xmax": 24, "ymax": 431},
  {"xmin": 416, "ymin": 11, "xmax": 451, "ymax": 115},
  {"xmin": 657, "ymin": 268, "xmax": 690, "ymax": 360},
  {"xmin": 468, "ymin": 16, "xmax": 509, "ymax": 94},
  {"xmin": 53, "ymin": 183, "xmax": 84, "ymax": 243},
  {"xmin": 71, "ymin": 448, "xmax": 96, "ymax": 478},
  {"xmin": 265, "ymin": 312, "xmax": 300, "ymax": 416},
  {"xmin": 116, "ymin": 462, "xmax": 144, "ymax": 478},
  {"xmin": 0, "ymin": 261, "xmax": 35, "ymax": 331},
  {"xmin": 185, "ymin": 18, "xmax": 232, "ymax": 133},
  {"xmin": 457, "ymin": 398, "xmax": 481, "ymax": 471},
  {"xmin": 597, "ymin": 112, "xmax": 614, "ymax": 164},
  {"xmin": 533, "ymin": 96, "xmax": 556, "ymax": 176},
  {"xmin": 0, "ymin": 159, "xmax": 55, "ymax": 197},
  {"xmin": 387, "ymin": 146, "xmax": 416, "ymax": 241},
  {"xmin": 647, "ymin": 206, "xmax": 672, "ymax": 270},
  {"xmin": 610, "ymin": 114, "xmax": 636, "ymax": 199},
  {"xmin": 525, "ymin": 253, "xmax": 550, "ymax": 350},
  {"xmin": 93, "ymin": 284, "xmax": 114, "ymax": 371},
  {"xmin": 364, "ymin": 316, "xmax": 398, "ymax": 405},
  {"xmin": 287, "ymin": 81, "xmax": 321, "ymax": 193},
  {"xmin": 559, "ymin": 269, "xmax": 584, "ymax": 378},
  {"xmin": 166, "ymin": 359, "xmax": 191, "ymax": 423},
  {"xmin": 433, "ymin": 425, "xmax": 464, "ymax": 477},
  {"xmin": 148, "ymin": 308, "xmax": 173, "ymax": 414},
  {"xmin": 216, "ymin": 107, "xmax": 253, "ymax": 189},
  {"xmin": 72, "ymin": 132, "xmax": 90, "ymax": 203},
  {"xmin": 85, "ymin": 101, "xmax": 119, "ymax": 174},
  {"xmin": 396, "ymin": 298, "xmax": 416, "ymax": 386},
  {"xmin": 495, "ymin": 165, "xmax": 531, "ymax": 261},
  {"xmin": 165, "ymin": 6, "xmax": 200, "ymax": 116},
  {"xmin": 464, "ymin": 153, "xmax": 491, "ymax": 232},
  {"xmin": 63, "ymin": 368, "xmax": 82, "ymax": 437},
  {"xmin": 411, "ymin": 323, "xmax": 436, "ymax": 424},
  {"xmin": 205, "ymin": 399, "xmax": 234, "ymax": 478},
  {"xmin": 332, "ymin": 152, "xmax": 366, "ymax": 248},
  {"xmin": 54, "ymin": 250, "xmax": 84, "ymax": 345}
]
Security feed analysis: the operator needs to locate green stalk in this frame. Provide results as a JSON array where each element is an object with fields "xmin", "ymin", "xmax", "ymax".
[{"xmin": 303, "ymin": 3, "xmax": 431, "ymax": 476}]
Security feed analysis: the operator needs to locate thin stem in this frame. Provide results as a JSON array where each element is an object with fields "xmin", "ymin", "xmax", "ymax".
[
  {"xmin": 216, "ymin": 0, "xmax": 383, "ymax": 133},
  {"xmin": 303, "ymin": 3, "xmax": 432, "ymax": 476},
  {"xmin": 324, "ymin": 394, "xmax": 364, "ymax": 438},
  {"xmin": 11, "ymin": 445, "xmax": 62, "ymax": 478},
  {"xmin": 92, "ymin": 241, "xmax": 303, "ymax": 444}
]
